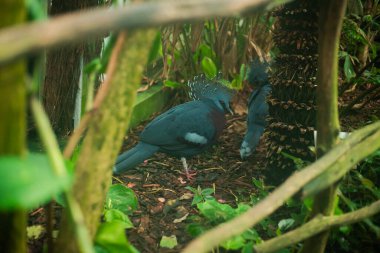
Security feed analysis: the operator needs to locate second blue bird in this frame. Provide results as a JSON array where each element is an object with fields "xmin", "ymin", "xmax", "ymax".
[
  {"xmin": 240, "ymin": 59, "xmax": 272, "ymax": 159},
  {"xmin": 114, "ymin": 75, "xmax": 234, "ymax": 178}
]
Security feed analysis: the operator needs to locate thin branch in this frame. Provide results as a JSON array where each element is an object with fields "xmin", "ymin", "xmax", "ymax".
[
  {"xmin": 181, "ymin": 121, "xmax": 380, "ymax": 253},
  {"xmin": 0, "ymin": 0, "xmax": 272, "ymax": 65},
  {"xmin": 30, "ymin": 98, "xmax": 94, "ymax": 253},
  {"xmin": 63, "ymin": 30, "xmax": 125, "ymax": 159},
  {"xmin": 254, "ymin": 200, "xmax": 380, "ymax": 253}
]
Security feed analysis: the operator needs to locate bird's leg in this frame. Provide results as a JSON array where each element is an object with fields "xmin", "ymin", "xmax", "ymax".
[{"xmin": 180, "ymin": 157, "xmax": 197, "ymax": 180}]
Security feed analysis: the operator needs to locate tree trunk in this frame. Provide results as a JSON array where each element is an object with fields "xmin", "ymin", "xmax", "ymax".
[
  {"xmin": 265, "ymin": 0, "xmax": 319, "ymax": 184},
  {"xmin": 43, "ymin": 0, "xmax": 102, "ymax": 136},
  {"xmin": 301, "ymin": 1, "xmax": 347, "ymax": 252},
  {"xmin": 0, "ymin": 1, "xmax": 27, "ymax": 253},
  {"xmin": 54, "ymin": 29, "xmax": 157, "ymax": 253}
]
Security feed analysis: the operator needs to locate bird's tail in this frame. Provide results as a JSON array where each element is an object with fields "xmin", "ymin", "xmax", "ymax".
[{"xmin": 113, "ymin": 142, "xmax": 159, "ymax": 174}]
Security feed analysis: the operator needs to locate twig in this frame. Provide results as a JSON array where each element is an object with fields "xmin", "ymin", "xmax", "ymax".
[
  {"xmin": 181, "ymin": 121, "xmax": 380, "ymax": 253},
  {"xmin": 0, "ymin": 0, "xmax": 272, "ymax": 65}
]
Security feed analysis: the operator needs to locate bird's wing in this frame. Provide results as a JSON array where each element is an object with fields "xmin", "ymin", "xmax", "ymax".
[{"xmin": 140, "ymin": 100, "xmax": 218, "ymax": 149}]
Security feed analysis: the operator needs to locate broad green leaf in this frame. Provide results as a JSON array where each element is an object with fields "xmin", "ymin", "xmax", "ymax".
[
  {"xmin": 160, "ymin": 235, "xmax": 178, "ymax": 249},
  {"xmin": 201, "ymin": 57, "xmax": 217, "ymax": 79},
  {"xmin": 344, "ymin": 55, "xmax": 356, "ymax": 81},
  {"xmin": 104, "ymin": 209, "xmax": 134, "ymax": 229},
  {"xmin": 0, "ymin": 153, "xmax": 71, "ymax": 210},
  {"xmin": 197, "ymin": 199, "xmax": 235, "ymax": 222},
  {"xmin": 278, "ymin": 218, "xmax": 295, "ymax": 231},
  {"xmin": 105, "ymin": 184, "xmax": 138, "ymax": 215},
  {"xmin": 231, "ymin": 75, "xmax": 243, "ymax": 89},
  {"xmin": 186, "ymin": 223, "xmax": 206, "ymax": 237},
  {"xmin": 242, "ymin": 241, "xmax": 254, "ymax": 253},
  {"xmin": 220, "ymin": 235, "xmax": 246, "ymax": 250},
  {"xmin": 191, "ymin": 195, "xmax": 203, "ymax": 206},
  {"xmin": 242, "ymin": 229, "xmax": 262, "ymax": 244},
  {"xmin": 185, "ymin": 186, "xmax": 197, "ymax": 193},
  {"xmin": 95, "ymin": 222, "xmax": 139, "ymax": 253}
]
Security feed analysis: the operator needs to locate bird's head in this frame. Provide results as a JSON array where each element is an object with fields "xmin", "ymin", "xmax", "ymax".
[
  {"xmin": 248, "ymin": 58, "xmax": 270, "ymax": 87},
  {"xmin": 188, "ymin": 73, "xmax": 234, "ymax": 114}
]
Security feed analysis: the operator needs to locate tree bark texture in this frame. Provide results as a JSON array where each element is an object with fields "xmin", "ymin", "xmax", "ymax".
[
  {"xmin": 43, "ymin": 0, "xmax": 102, "ymax": 136},
  {"xmin": 265, "ymin": 0, "xmax": 319, "ymax": 184},
  {"xmin": 301, "ymin": 1, "xmax": 347, "ymax": 253},
  {"xmin": 0, "ymin": 1, "xmax": 27, "ymax": 253},
  {"xmin": 54, "ymin": 29, "xmax": 157, "ymax": 253}
]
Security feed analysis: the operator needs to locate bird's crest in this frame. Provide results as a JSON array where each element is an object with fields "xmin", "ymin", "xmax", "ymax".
[
  {"xmin": 187, "ymin": 73, "xmax": 234, "ymax": 101},
  {"xmin": 248, "ymin": 59, "xmax": 270, "ymax": 86}
]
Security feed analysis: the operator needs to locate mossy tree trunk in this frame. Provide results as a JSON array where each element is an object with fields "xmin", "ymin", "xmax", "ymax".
[
  {"xmin": 265, "ymin": 0, "xmax": 319, "ymax": 183},
  {"xmin": 54, "ymin": 29, "xmax": 157, "ymax": 253},
  {"xmin": 301, "ymin": 1, "xmax": 347, "ymax": 252},
  {"xmin": 0, "ymin": 1, "xmax": 27, "ymax": 253},
  {"xmin": 43, "ymin": 0, "xmax": 102, "ymax": 136}
]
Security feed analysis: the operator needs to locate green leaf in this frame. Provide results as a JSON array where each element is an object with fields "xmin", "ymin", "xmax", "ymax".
[
  {"xmin": 84, "ymin": 58, "xmax": 102, "ymax": 74},
  {"xmin": 201, "ymin": 57, "xmax": 217, "ymax": 79},
  {"xmin": 344, "ymin": 55, "xmax": 356, "ymax": 82},
  {"xmin": 104, "ymin": 209, "xmax": 134, "ymax": 229},
  {"xmin": 185, "ymin": 186, "xmax": 197, "ymax": 193},
  {"xmin": 163, "ymin": 80, "xmax": 182, "ymax": 88},
  {"xmin": 242, "ymin": 241, "xmax": 254, "ymax": 253},
  {"xmin": 0, "ymin": 153, "xmax": 71, "ymax": 210},
  {"xmin": 186, "ymin": 223, "xmax": 206, "ymax": 237},
  {"xmin": 159, "ymin": 235, "xmax": 178, "ymax": 249},
  {"xmin": 95, "ymin": 222, "xmax": 139, "ymax": 253},
  {"xmin": 303, "ymin": 197, "xmax": 313, "ymax": 211},
  {"xmin": 278, "ymin": 218, "xmax": 295, "ymax": 232},
  {"xmin": 197, "ymin": 199, "xmax": 235, "ymax": 222},
  {"xmin": 147, "ymin": 31, "xmax": 162, "ymax": 64},
  {"xmin": 231, "ymin": 75, "xmax": 243, "ymax": 89},
  {"xmin": 220, "ymin": 235, "xmax": 246, "ymax": 250},
  {"xmin": 201, "ymin": 188, "xmax": 214, "ymax": 196},
  {"xmin": 191, "ymin": 195, "xmax": 203, "ymax": 206},
  {"xmin": 240, "ymin": 63, "xmax": 247, "ymax": 80},
  {"xmin": 242, "ymin": 229, "xmax": 262, "ymax": 244},
  {"xmin": 252, "ymin": 178, "xmax": 264, "ymax": 190},
  {"xmin": 105, "ymin": 184, "xmax": 138, "ymax": 215}
]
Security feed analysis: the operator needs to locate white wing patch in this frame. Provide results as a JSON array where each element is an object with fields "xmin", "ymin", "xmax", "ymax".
[{"xmin": 184, "ymin": 132, "xmax": 208, "ymax": 145}]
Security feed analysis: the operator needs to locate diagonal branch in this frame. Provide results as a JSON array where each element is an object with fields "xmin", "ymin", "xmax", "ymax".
[
  {"xmin": 254, "ymin": 200, "xmax": 380, "ymax": 253},
  {"xmin": 0, "ymin": 0, "xmax": 275, "ymax": 65},
  {"xmin": 181, "ymin": 121, "xmax": 380, "ymax": 253}
]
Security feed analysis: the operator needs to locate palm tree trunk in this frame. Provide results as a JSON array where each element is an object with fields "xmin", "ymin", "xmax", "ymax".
[{"xmin": 266, "ymin": 0, "xmax": 319, "ymax": 184}]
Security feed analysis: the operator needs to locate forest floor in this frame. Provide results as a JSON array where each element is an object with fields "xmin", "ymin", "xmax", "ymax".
[{"xmin": 27, "ymin": 88, "xmax": 380, "ymax": 253}]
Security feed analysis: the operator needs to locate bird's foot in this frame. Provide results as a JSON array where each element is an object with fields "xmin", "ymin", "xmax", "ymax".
[
  {"xmin": 184, "ymin": 169, "xmax": 197, "ymax": 180},
  {"xmin": 178, "ymin": 168, "xmax": 197, "ymax": 184}
]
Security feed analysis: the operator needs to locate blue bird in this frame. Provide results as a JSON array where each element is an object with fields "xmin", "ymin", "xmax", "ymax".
[
  {"xmin": 114, "ymin": 75, "xmax": 234, "ymax": 178},
  {"xmin": 240, "ymin": 59, "xmax": 272, "ymax": 159}
]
